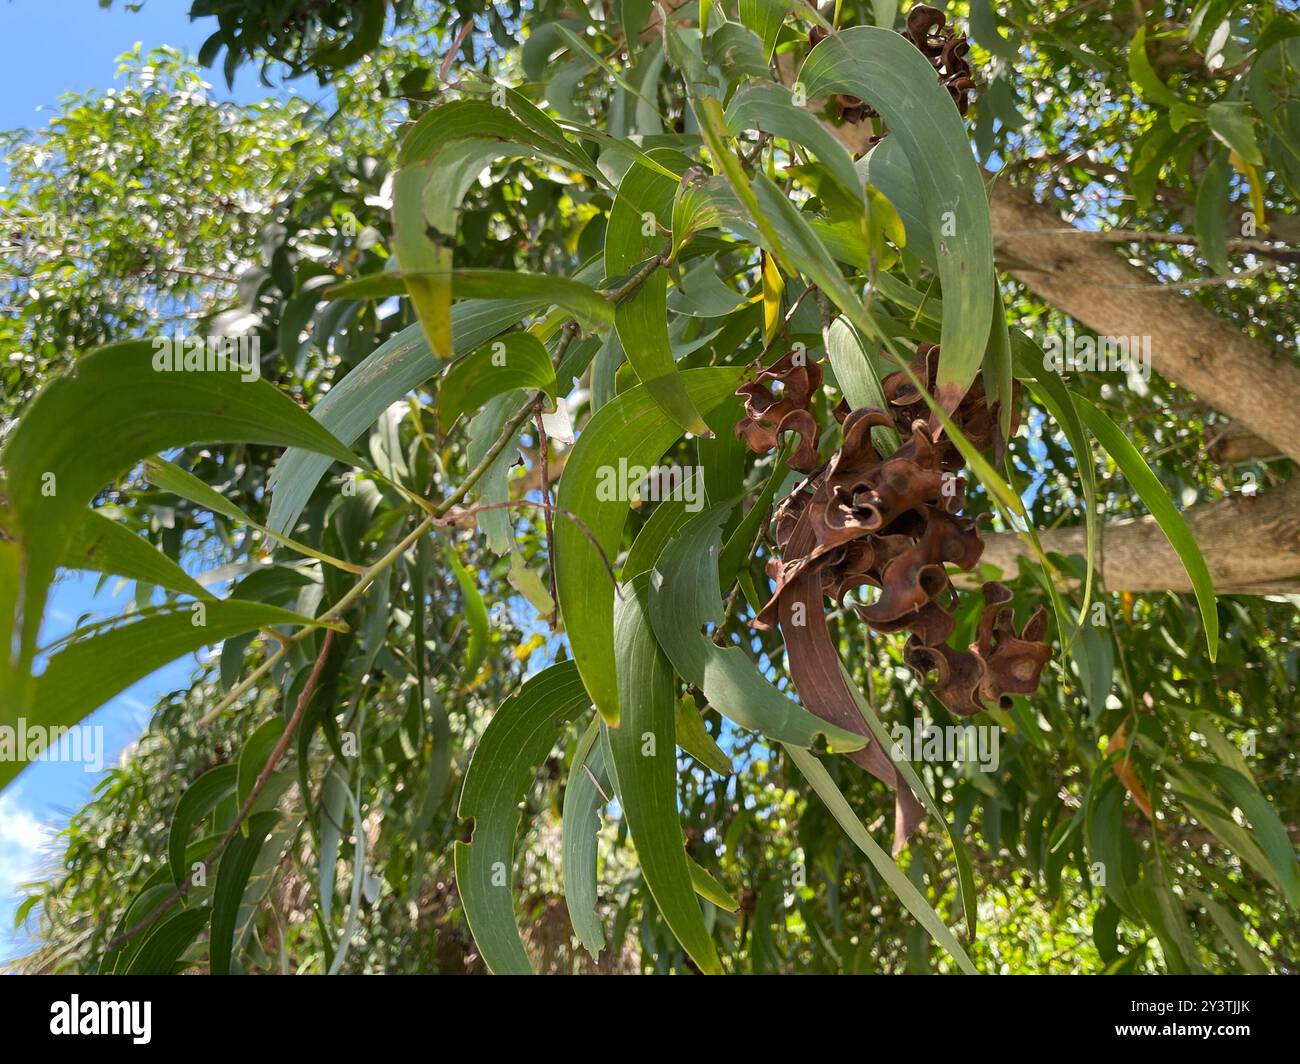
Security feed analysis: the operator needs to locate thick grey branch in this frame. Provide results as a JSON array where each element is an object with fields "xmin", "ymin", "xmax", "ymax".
[{"xmin": 961, "ymin": 477, "xmax": 1300, "ymax": 596}]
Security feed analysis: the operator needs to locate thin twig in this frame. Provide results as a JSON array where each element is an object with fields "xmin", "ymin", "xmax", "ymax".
[
  {"xmin": 104, "ymin": 629, "xmax": 337, "ymax": 954},
  {"xmin": 434, "ymin": 499, "xmax": 622, "ymax": 598},
  {"xmin": 602, "ymin": 250, "xmax": 670, "ymax": 301},
  {"xmin": 439, "ymin": 19, "xmax": 476, "ymax": 84},
  {"xmin": 582, "ymin": 761, "xmax": 612, "ymax": 804},
  {"xmin": 995, "ymin": 226, "xmax": 1300, "ymax": 262},
  {"xmin": 199, "ymin": 241, "xmax": 660, "ymax": 722},
  {"xmin": 533, "ymin": 403, "xmax": 560, "ymax": 625}
]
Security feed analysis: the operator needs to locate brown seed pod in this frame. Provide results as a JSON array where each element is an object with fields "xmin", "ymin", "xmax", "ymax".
[
  {"xmin": 816, "ymin": 4, "xmax": 978, "ymax": 132},
  {"xmin": 734, "ymin": 346, "xmax": 1049, "ymax": 850}
]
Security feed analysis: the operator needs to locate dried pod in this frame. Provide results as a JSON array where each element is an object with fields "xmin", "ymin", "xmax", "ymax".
[
  {"xmin": 735, "ymin": 351, "xmax": 825, "ymax": 473},
  {"xmin": 733, "ymin": 343, "xmax": 1049, "ymax": 850},
  {"xmin": 817, "ymin": 4, "xmax": 978, "ymax": 133},
  {"xmin": 901, "ymin": 4, "xmax": 977, "ymax": 115}
]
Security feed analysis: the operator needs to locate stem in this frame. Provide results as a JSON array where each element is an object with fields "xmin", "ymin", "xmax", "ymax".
[
  {"xmin": 105, "ymin": 630, "xmax": 336, "ymax": 955},
  {"xmin": 435, "ymin": 498, "xmax": 621, "ymax": 597},
  {"xmin": 533, "ymin": 403, "xmax": 559, "ymax": 622},
  {"xmin": 602, "ymin": 249, "xmax": 669, "ymax": 302}
]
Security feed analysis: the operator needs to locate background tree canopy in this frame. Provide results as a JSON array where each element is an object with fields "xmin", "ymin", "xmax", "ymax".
[{"xmin": 1, "ymin": 0, "xmax": 1296, "ymax": 975}]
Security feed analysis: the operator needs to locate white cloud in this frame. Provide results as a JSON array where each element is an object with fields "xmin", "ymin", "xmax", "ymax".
[{"xmin": 0, "ymin": 792, "xmax": 54, "ymax": 899}]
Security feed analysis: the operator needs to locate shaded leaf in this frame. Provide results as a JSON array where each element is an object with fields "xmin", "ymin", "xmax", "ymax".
[
  {"xmin": 607, "ymin": 574, "xmax": 722, "ymax": 974},
  {"xmin": 454, "ymin": 662, "xmax": 591, "ymax": 974},
  {"xmin": 554, "ymin": 366, "xmax": 742, "ymax": 725}
]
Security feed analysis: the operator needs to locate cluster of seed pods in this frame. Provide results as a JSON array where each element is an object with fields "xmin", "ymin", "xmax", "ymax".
[
  {"xmin": 735, "ymin": 345, "xmax": 1050, "ymax": 849},
  {"xmin": 812, "ymin": 4, "xmax": 977, "ymax": 133}
]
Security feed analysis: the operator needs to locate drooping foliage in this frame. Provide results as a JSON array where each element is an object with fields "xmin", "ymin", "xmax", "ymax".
[{"xmin": 3, "ymin": 1, "xmax": 1297, "ymax": 975}]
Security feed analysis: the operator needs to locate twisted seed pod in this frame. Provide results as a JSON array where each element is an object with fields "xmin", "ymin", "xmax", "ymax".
[
  {"xmin": 738, "ymin": 345, "xmax": 1050, "ymax": 729},
  {"xmin": 811, "ymin": 4, "xmax": 978, "ymax": 135}
]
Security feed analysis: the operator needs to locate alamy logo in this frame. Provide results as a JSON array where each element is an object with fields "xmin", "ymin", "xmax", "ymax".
[
  {"xmin": 594, "ymin": 460, "xmax": 704, "ymax": 512},
  {"xmin": 1042, "ymin": 330, "xmax": 1151, "ymax": 381},
  {"xmin": 0, "ymin": 719, "xmax": 103, "ymax": 772},
  {"xmin": 890, "ymin": 718, "xmax": 1001, "ymax": 772},
  {"xmin": 50, "ymin": 996, "xmax": 151, "ymax": 1044},
  {"xmin": 151, "ymin": 330, "xmax": 261, "ymax": 382}
]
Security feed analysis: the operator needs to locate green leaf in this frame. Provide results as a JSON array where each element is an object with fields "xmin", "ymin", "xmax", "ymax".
[
  {"xmin": 836, "ymin": 661, "xmax": 979, "ymax": 940},
  {"xmin": 621, "ymin": 472, "xmax": 705, "ymax": 581},
  {"xmin": 1168, "ymin": 764, "xmax": 1284, "ymax": 898},
  {"xmin": 555, "ymin": 26, "xmax": 665, "ymax": 121},
  {"xmin": 666, "ymin": 257, "xmax": 746, "ymax": 317},
  {"xmin": 1190, "ymin": 763, "xmax": 1300, "ymax": 908},
  {"xmin": 554, "ymin": 366, "xmax": 742, "ymax": 725},
  {"xmin": 0, "ymin": 600, "xmax": 316, "ymax": 794},
  {"xmin": 725, "ymin": 82, "xmax": 863, "ymax": 206},
  {"xmin": 454, "ymin": 661, "xmax": 592, "ymax": 974},
  {"xmin": 438, "ymin": 332, "xmax": 559, "ymax": 433},
  {"xmin": 311, "ymin": 0, "xmax": 385, "ymax": 69},
  {"xmin": 65, "ymin": 508, "xmax": 211, "ymax": 601},
  {"xmin": 1129, "ymin": 119, "xmax": 1179, "ymax": 208},
  {"xmin": 607, "ymin": 154, "xmax": 713, "ymax": 436},
  {"xmin": 617, "ymin": 277, "xmax": 715, "ymax": 436},
  {"xmin": 210, "ymin": 810, "xmax": 281, "ymax": 975},
  {"xmin": 145, "ymin": 457, "xmax": 359, "ymax": 573},
  {"xmin": 671, "ymin": 178, "xmax": 727, "ymax": 259},
  {"xmin": 561, "ymin": 720, "xmax": 608, "ymax": 958},
  {"xmin": 237, "ymin": 716, "xmax": 288, "ymax": 812},
  {"xmin": 1073, "ymin": 621, "xmax": 1116, "ymax": 722},
  {"xmin": 824, "ymin": 317, "xmax": 899, "ymax": 452},
  {"xmin": 167, "ymin": 764, "xmax": 237, "ymax": 886},
  {"xmin": 1075, "ymin": 397, "xmax": 1219, "ymax": 661},
  {"xmin": 391, "ymin": 97, "xmax": 597, "ymax": 355},
  {"xmin": 674, "ymin": 698, "xmax": 734, "ymax": 775},
  {"xmin": 268, "ymin": 299, "xmax": 545, "ymax": 536},
  {"xmin": 692, "ymin": 95, "xmax": 794, "ymax": 275},
  {"xmin": 444, "ymin": 538, "xmax": 489, "ymax": 683},
  {"xmin": 1128, "ymin": 26, "xmax": 1181, "ymax": 108},
  {"xmin": 800, "ymin": 27, "xmax": 995, "ymax": 408},
  {"xmin": 327, "ymin": 269, "xmax": 614, "ymax": 332},
  {"xmin": 1207, "ymin": 100, "xmax": 1265, "ymax": 166},
  {"xmin": 508, "ymin": 551, "xmax": 556, "ymax": 618},
  {"xmin": 784, "ymin": 744, "xmax": 978, "ymax": 974},
  {"xmin": 647, "ymin": 505, "xmax": 866, "ymax": 752},
  {"xmin": 738, "ymin": 0, "xmax": 786, "ymax": 61},
  {"xmin": 125, "ymin": 907, "xmax": 209, "ymax": 975},
  {"xmin": 607, "ymin": 574, "xmax": 722, "ymax": 974},
  {"xmin": 707, "ymin": 24, "xmax": 771, "ymax": 83},
  {"xmin": 1010, "ymin": 329, "xmax": 1098, "ymax": 624},
  {"xmin": 1196, "ymin": 151, "xmax": 1233, "ymax": 276},
  {"xmin": 1188, "ymin": 889, "xmax": 1269, "ymax": 973},
  {"xmin": 623, "ymin": 0, "xmax": 655, "ymax": 49},
  {"xmin": 465, "ymin": 391, "xmax": 523, "ymax": 555},
  {"xmin": 717, "ymin": 449, "xmax": 788, "ymax": 589},
  {"xmin": 101, "ymin": 883, "xmax": 179, "ymax": 974},
  {"xmin": 0, "ymin": 340, "xmax": 355, "ymax": 709},
  {"xmin": 688, "ymin": 859, "xmax": 739, "ymax": 911},
  {"xmin": 396, "ymin": 93, "xmax": 594, "ymax": 173},
  {"xmin": 318, "ymin": 766, "xmax": 350, "ymax": 927},
  {"xmin": 1086, "ymin": 775, "xmax": 1142, "ymax": 917}
]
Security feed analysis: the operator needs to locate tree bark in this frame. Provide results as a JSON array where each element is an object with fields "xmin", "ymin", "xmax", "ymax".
[
  {"xmin": 1206, "ymin": 423, "xmax": 1283, "ymax": 465},
  {"xmin": 958, "ymin": 476, "xmax": 1300, "ymax": 596},
  {"xmin": 989, "ymin": 182, "xmax": 1300, "ymax": 464}
]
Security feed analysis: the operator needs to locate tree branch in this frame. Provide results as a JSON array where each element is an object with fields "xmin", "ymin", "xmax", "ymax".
[
  {"xmin": 988, "ymin": 182, "xmax": 1300, "ymax": 464},
  {"xmin": 958, "ymin": 477, "xmax": 1300, "ymax": 595}
]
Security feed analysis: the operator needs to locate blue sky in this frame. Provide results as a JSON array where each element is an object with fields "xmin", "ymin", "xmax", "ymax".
[{"xmin": 0, "ymin": 1, "xmax": 289, "ymax": 966}]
